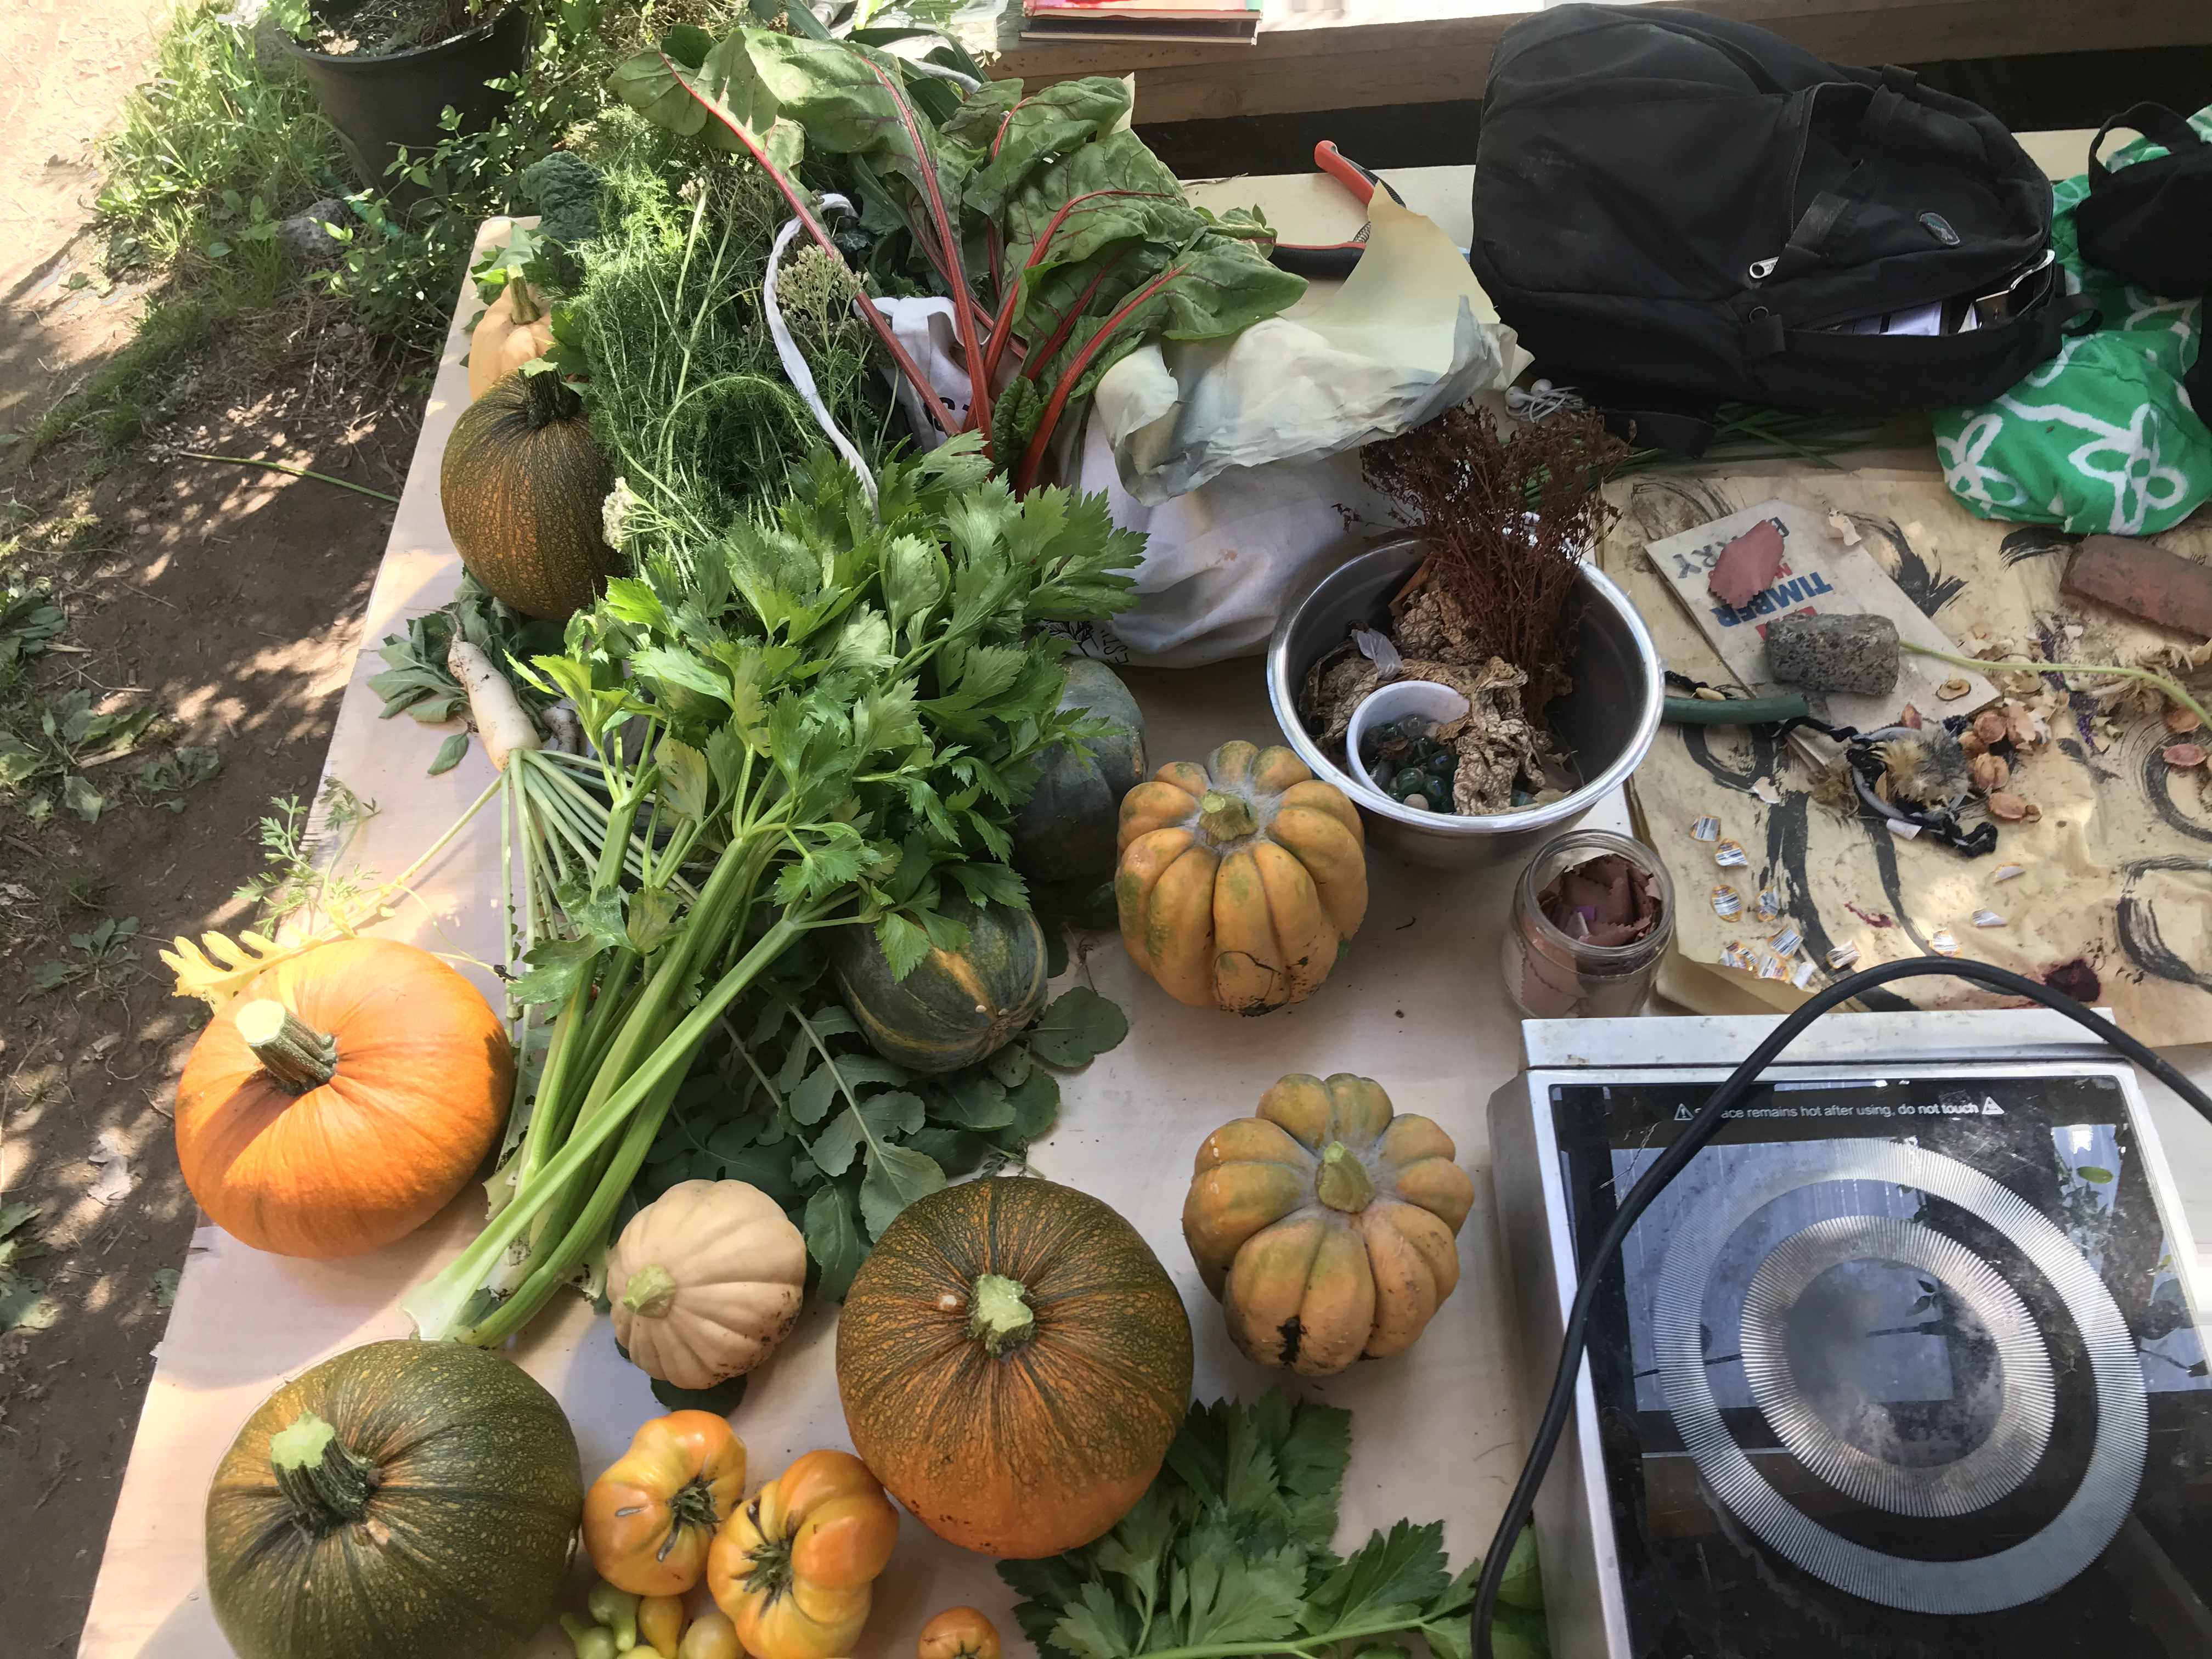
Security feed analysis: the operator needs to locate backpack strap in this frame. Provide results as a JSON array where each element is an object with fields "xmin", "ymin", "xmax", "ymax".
[
  {"xmin": 1771, "ymin": 190, "xmax": 1855, "ymax": 282},
  {"xmin": 2088, "ymin": 103, "xmax": 2204, "ymax": 182}
]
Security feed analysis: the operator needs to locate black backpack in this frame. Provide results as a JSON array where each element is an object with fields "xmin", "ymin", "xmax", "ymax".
[{"xmin": 1466, "ymin": 5, "xmax": 2073, "ymax": 416}]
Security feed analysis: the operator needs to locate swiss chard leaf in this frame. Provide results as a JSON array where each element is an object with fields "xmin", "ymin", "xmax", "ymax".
[{"xmin": 963, "ymin": 77, "xmax": 1135, "ymax": 219}]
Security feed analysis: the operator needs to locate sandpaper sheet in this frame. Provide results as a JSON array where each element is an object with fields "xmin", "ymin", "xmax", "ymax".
[{"xmin": 1604, "ymin": 471, "xmax": 2212, "ymax": 1044}]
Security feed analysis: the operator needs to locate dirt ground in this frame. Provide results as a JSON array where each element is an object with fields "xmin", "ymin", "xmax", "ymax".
[{"xmin": 1, "ymin": 4, "xmax": 414, "ymax": 1648}]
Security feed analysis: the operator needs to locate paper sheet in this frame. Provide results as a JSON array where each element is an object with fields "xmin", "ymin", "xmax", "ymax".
[
  {"xmin": 1608, "ymin": 470, "xmax": 2212, "ymax": 1045},
  {"xmin": 1091, "ymin": 189, "xmax": 1527, "ymax": 504}
]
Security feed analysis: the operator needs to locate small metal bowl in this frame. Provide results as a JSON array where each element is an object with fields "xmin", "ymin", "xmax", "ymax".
[{"xmin": 1265, "ymin": 535, "xmax": 1663, "ymax": 870}]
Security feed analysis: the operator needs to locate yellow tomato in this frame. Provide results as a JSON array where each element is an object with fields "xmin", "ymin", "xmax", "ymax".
[
  {"xmin": 585, "ymin": 1411, "xmax": 748, "ymax": 1596},
  {"xmin": 918, "ymin": 1606, "xmax": 1002, "ymax": 1659},
  {"xmin": 708, "ymin": 1449, "xmax": 899, "ymax": 1659}
]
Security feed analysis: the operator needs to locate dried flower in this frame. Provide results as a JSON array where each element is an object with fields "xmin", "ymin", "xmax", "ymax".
[
  {"xmin": 1970, "ymin": 753, "xmax": 2010, "ymax": 793},
  {"xmin": 1937, "ymin": 677, "xmax": 1972, "ymax": 701},
  {"xmin": 1988, "ymin": 791, "xmax": 2035, "ymax": 822},
  {"xmin": 1363, "ymin": 405, "xmax": 1626, "ymax": 713},
  {"xmin": 2166, "ymin": 743, "xmax": 2208, "ymax": 769},
  {"xmin": 2168, "ymin": 704, "xmax": 2203, "ymax": 735},
  {"xmin": 1974, "ymin": 710, "xmax": 2011, "ymax": 746}
]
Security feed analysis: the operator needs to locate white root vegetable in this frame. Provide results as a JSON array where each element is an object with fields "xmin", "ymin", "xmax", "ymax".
[
  {"xmin": 448, "ymin": 637, "xmax": 541, "ymax": 772},
  {"xmin": 542, "ymin": 701, "xmax": 584, "ymax": 755}
]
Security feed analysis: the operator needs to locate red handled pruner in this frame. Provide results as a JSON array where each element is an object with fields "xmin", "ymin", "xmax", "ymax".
[{"xmin": 1266, "ymin": 142, "xmax": 1407, "ymax": 279}]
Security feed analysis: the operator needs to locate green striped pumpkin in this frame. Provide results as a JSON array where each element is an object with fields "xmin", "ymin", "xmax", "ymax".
[
  {"xmin": 829, "ymin": 900, "xmax": 1048, "ymax": 1074},
  {"xmin": 439, "ymin": 369, "xmax": 618, "ymax": 620},
  {"xmin": 205, "ymin": 1340, "xmax": 582, "ymax": 1659},
  {"xmin": 1010, "ymin": 658, "xmax": 1147, "ymax": 886}
]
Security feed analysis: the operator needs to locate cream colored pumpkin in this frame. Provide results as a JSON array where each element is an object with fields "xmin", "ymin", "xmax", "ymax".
[
  {"xmin": 467, "ymin": 281, "xmax": 555, "ymax": 402},
  {"xmin": 608, "ymin": 1181, "xmax": 807, "ymax": 1390}
]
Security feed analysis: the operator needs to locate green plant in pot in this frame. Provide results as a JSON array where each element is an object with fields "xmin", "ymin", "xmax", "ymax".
[{"xmin": 270, "ymin": 0, "xmax": 535, "ymax": 205}]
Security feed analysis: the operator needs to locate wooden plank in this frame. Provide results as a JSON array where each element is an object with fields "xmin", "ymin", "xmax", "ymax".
[{"xmin": 998, "ymin": 0, "xmax": 2212, "ymax": 125}]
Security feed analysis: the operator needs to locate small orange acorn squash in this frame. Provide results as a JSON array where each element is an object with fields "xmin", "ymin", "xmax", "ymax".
[
  {"xmin": 1182, "ymin": 1073, "xmax": 1473, "ymax": 1375},
  {"xmin": 1115, "ymin": 740, "xmax": 1366, "ymax": 1014}
]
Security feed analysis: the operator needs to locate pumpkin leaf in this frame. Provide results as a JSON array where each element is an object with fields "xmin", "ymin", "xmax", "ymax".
[
  {"xmin": 1025, "ymin": 986, "xmax": 1128, "ymax": 1068},
  {"xmin": 804, "ymin": 1184, "xmax": 866, "ymax": 1300},
  {"xmin": 859, "ymin": 1139, "xmax": 945, "ymax": 1237},
  {"xmin": 648, "ymin": 1372, "xmax": 748, "ymax": 1416}
]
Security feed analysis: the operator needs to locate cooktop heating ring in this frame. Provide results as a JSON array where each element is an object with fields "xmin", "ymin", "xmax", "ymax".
[
  {"xmin": 1738, "ymin": 1212, "xmax": 2057, "ymax": 1519},
  {"xmin": 1652, "ymin": 1139, "xmax": 2148, "ymax": 1615}
]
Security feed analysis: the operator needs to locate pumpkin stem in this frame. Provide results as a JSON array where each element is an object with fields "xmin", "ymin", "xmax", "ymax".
[
  {"xmin": 620, "ymin": 1265, "xmax": 679, "ymax": 1320},
  {"xmin": 235, "ymin": 999, "xmax": 338, "ymax": 1093},
  {"xmin": 1196, "ymin": 789, "xmax": 1258, "ymax": 842},
  {"xmin": 268, "ymin": 1410, "xmax": 378, "ymax": 1535},
  {"xmin": 967, "ymin": 1272, "xmax": 1035, "ymax": 1357},
  {"xmin": 518, "ymin": 364, "xmax": 583, "ymax": 428},
  {"xmin": 506, "ymin": 278, "xmax": 541, "ymax": 324},
  {"xmin": 1314, "ymin": 1142, "xmax": 1376, "ymax": 1213}
]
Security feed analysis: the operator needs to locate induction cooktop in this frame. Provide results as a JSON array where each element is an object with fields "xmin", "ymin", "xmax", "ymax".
[{"xmin": 1488, "ymin": 1011, "xmax": 2212, "ymax": 1659}]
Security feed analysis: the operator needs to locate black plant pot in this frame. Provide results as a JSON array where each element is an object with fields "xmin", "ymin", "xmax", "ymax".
[{"xmin": 286, "ymin": 4, "xmax": 534, "ymax": 211}]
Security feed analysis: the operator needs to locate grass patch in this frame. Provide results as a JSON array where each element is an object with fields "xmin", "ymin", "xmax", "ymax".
[
  {"xmin": 16, "ymin": 0, "xmax": 680, "ymax": 461},
  {"xmin": 96, "ymin": 4, "xmax": 339, "ymax": 275}
]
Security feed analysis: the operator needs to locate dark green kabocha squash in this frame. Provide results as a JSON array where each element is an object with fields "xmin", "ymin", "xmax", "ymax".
[
  {"xmin": 829, "ymin": 900, "xmax": 1049, "ymax": 1074},
  {"xmin": 204, "ymin": 1340, "xmax": 582, "ymax": 1659},
  {"xmin": 1009, "ymin": 658, "xmax": 1147, "ymax": 886}
]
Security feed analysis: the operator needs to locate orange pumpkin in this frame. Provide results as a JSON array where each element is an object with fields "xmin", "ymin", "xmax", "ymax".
[
  {"xmin": 174, "ymin": 938, "xmax": 512, "ymax": 1257},
  {"xmin": 707, "ymin": 1449, "xmax": 899, "ymax": 1659},
  {"xmin": 1116, "ymin": 740, "xmax": 1367, "ymax": 1013},
  {"xmin": 585, "ymin": 1410, "xmax": 748, "ymax": 1597}
]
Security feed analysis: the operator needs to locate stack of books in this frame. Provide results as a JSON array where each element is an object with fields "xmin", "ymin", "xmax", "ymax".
[{"xmin": 1020, "ymin": 0, "xmax": 1261, "ymax": 44}]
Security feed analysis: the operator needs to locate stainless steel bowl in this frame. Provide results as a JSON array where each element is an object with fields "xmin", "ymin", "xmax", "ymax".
[{"xmin": 1265, "ymin": 535, "xmax": 1663, "ymax": 870}]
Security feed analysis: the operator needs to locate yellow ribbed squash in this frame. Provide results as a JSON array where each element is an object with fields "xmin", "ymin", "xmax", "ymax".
[
  {"xmin": 1114, "ymin": 740, "xmax": 1367, "ymax": 1014},
  {"xmin": 1182, "ymin": 1073, "xmax": 1473, "ymax": 1375}
]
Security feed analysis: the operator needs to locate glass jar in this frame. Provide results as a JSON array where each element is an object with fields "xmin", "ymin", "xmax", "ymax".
[{"xmin": 1500, "ymin": 828, "xmax": 1674, "ymax": 1019}]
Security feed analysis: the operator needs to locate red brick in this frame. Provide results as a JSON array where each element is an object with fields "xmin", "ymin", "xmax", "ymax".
[{"xmin": 2062, "ymin": 535, "xmax": 2212, "ymax": 639}]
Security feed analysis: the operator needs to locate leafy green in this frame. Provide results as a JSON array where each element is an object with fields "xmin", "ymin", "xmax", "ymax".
[
  {"xmin": 567, "ymin": 157, "xmax": 895, "ymax": 572},
  {"xmin": 635, "ymin": 961, "xmax": 1130, "ymax": 1300},
  {"xmin": 1002, "ymin": 1394, "xmax": 1547, "ymax": 1659},
  {"xmin": 406, "ymin": 441, "xmax": 1141, "ymax": 1346},
  {"xmin": 368, "ymin": 573, "xmax": 566, "ymax": 770}
]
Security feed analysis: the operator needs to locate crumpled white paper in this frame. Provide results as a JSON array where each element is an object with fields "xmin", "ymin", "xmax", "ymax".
[{"xmin": 1091, "ymin": 189, "xmax": 1529, "ymax": 504}]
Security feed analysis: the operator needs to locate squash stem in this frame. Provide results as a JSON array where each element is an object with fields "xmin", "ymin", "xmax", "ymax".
[
  {"xmin": 268, "ymin": 1411, "xmax": 377, "ymax": 1534},
  {"xmin": 968, "ymin": 1272, "xmax": 1035, "ymax": 1356},
  {"xmin": 1196, "ymin": 789, "xmax": 1257, "ymax": 842},
  {"xmin": 235, "ymin": 1000, "xmax": 338, "ymax": 1092},
  {"xmin": 1314, "ymin": 1142, "xmax": 1375, "ymax": 1212},
  {"xmin": 621, "ymin": 1264, "xmax": 678, "ymax": 1319}
]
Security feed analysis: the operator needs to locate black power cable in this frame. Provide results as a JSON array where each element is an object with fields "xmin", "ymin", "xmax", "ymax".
[{"xmin": 1471, "ymin": 958, "xmax": 2212, "ymax": 1659}]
